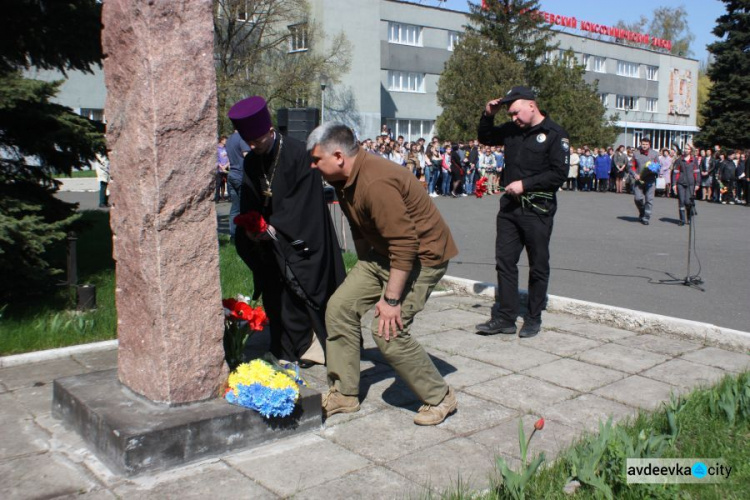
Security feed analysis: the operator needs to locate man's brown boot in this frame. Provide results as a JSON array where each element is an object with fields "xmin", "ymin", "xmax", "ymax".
[
  {"xmin": 322, "ymin": 388, "xmax": 360, "ymax": 418},
  {"xmin": 414, "ymin": 386, "xmax": 458, "ymax": 426}
]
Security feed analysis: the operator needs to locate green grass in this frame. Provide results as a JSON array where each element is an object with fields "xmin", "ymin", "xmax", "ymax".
[
  {"xmin": 0, "ymin": 219, "xmax": 359, "ymax": 355},
  {"xmin": 450, "ymin": 372, "xmax": 750, "ymax": 500}
]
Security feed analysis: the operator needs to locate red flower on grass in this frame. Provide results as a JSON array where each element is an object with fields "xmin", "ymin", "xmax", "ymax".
[{"xmin": 233, "ymin": 211, "xmax": 268, "ymax": 233}]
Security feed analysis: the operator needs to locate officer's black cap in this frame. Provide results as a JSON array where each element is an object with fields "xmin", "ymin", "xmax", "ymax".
[{"xmin": 499, "ymin": 86, "xmax": 536, "ymax": 105}]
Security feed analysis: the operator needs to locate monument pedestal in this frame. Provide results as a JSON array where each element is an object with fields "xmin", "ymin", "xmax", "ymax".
[{"xmin": 52, "ymin": 370, "xmax": 322, "ymax": 476}]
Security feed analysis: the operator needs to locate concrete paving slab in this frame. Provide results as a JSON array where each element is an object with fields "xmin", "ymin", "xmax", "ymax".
[
  {"xmin": 540, "ymin": 312, "xmax": 590, "ymax": 330},
  {"xmin": 433, "ymin": 391, "xmax": 518, "ymax": 436},
  {"xmin": 593, "ymin": 375, "xmax": 679, "ymax": 411},
  {"xmin": 55, "ymin": 489, "xmax": 118, "ymax": 499},
  {"xmin": 470, "ymin": 414, "xmax": 581, "ymax": 462},
  {"xmin": 437, "ymin": 354, "xmax": 512, "ymax": 390},
  {"xmin": 0, "ymin": 358, "xmax": 89, "ymax": 390},
  {"xmin": 613, "ymin": 333, "xmax": 703, "ymax": 356},
  {"xmin": 518, "ymin": 330, "xmax": 603, "ymax": 357},
  {"xmin": 9, "ymin": 381, "xmax": 54, "ymax": 417},
  {"xmin": 0, "ymin": 380, "xmax": 8, "ymax": 393},
  {"xmin": 321, "ymin": 408, "xmax": 453, "ymax": 462},
  {"xmin": 225, "ymin": 435, "xmax": 370, "ymax": 497},
  {"xmin": 0, "ymin": 392, "xmax": 34, "ymax": 424},
  {"xmin": 72, "ymin": 349, "xmax": 118, "ymax": 371},
  {"xmin": 558, "ymin": 322, "xmax": 639, "ymax": 342},
  {"xmin": 409, "ymin": 308, "xmax": 489, "ymax": 336},
  {"xmin": 360, "ymin": 372, "xmax": 421, "ymax": 412},
  {"xmin": 0, "ymin": 417, "xmax": 51, "ymax": 459},
  {"xmin": 465, "ymin": 374, "xmax": 577, "ymax": 415},
  {"xmin": 575, "ymin": 343, "xmax": 671, "ymax": 374},
  {"xmin": 112, "ymin": 461, "xmax": 276, "ymax": 499},
  {"xmin": 641, "ymin": 359, "xmax": 729, "ymax": 390},
  {"xmin": 390, "ymin": 437, "xmax": 496, "ymax": 492},
  {"xmin": 0, "ymin": 452, "xmax": 99, "ymax": 499},
  {"xmin": 294, "ymin": 465, "xmax": 426, "ymax": 500},
  {"xmin": 543, "ymin": 394, "xmax": 637, "ymax": 433},
  {"xmin": 420, "ymin": 330, "xmax": 512, "ymax": 358},
  {"xmin": 465, "ymin": 340, "xmax": 562, "ymax": 372},
  {"xmin": 522, "ymin": 358, "xmax": 628, "ymax": 392},
  {"xmin": 679, "ymin": 347, "xmax": 750, "ymax": 373}
]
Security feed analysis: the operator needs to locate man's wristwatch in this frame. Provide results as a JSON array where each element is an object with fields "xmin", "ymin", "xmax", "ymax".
[{"xmin": 384, "ymin": 296, "xmax": 401, "ymax": 307}]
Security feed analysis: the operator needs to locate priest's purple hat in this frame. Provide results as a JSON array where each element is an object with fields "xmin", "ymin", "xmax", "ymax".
[{"xmin": 228, "ymin": 96, "xmax": 272, "ymax": 142}]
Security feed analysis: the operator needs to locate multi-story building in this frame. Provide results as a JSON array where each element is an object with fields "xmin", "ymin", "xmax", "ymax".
[
  {"xmin": 311, "ymin": 0, "xmax": 698, "ymax": 148},
  {"xmin": 37, "ymin": 0, "xmax": 699, "ymax": 150}
]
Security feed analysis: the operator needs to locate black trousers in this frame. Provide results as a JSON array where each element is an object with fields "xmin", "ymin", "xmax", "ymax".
[
  {"xmin": 261, "ymin": 268, "xmax": 327, "ymax": 362},
  {"xmin": 492, "ymin": 198, "xmax": 555, "ymax": 323},
  {"xmin": 235, "ymin": 233, "xmax": 327, "ymax": 362}
]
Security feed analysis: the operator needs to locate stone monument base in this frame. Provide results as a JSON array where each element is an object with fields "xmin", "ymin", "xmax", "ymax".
[{"xmin": 52, "ymin": 369, "xmax": 322, "ymax": 476}]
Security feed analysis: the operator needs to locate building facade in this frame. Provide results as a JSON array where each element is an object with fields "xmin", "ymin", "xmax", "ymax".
[
  {"xmin": 311, "ymin": 0, "xmax": 699, "ymax": 149},
  {"xmin": 36, "ymin": 0, "xmax": 699, "ymax": 150}
]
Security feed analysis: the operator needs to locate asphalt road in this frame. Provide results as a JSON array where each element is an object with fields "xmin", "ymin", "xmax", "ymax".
[{"xmin": 58, "ymin": 190, "xmax": 750, "ymax": 331}]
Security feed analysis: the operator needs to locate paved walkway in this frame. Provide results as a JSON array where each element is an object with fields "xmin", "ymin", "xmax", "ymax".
[{"xmin": 2, "ymin": 294, "xmax": 749, "ymax": 499}]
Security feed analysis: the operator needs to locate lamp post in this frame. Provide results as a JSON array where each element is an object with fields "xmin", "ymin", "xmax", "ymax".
[{"xmin": 320, "ymin": 82, "xmax": 326, "ymax": 123}]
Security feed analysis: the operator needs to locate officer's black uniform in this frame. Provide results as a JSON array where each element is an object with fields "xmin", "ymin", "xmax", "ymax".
[{"xmin": 477, "ymin": 108, "xmax": 569, "ymax": 328}]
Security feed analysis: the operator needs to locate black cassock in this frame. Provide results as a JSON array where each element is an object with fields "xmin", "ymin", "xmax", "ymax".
[{"xmin": 235, "ymin": 133, "xmax": 345, "ymax": 361}]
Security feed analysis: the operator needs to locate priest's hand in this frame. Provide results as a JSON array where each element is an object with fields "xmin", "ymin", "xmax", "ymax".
[{"xmin": 375, "ymin": 300, "xmax": 403, "ymax": 342}]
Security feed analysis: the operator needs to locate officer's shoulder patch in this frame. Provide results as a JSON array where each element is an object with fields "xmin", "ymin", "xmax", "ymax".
[{"xmin": 561, "ymin": 138, "xmax": 570, "ymax": 152}]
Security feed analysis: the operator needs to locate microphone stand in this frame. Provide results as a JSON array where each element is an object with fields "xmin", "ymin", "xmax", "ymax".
[{"xmin": 659, "ymin": 200, "xmax": 705, "ymax": 291}]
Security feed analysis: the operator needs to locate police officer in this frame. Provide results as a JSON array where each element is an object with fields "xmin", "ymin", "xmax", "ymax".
[{"xmin": 475, "ymin": 86, "xmax": 569, "ymax": 338}]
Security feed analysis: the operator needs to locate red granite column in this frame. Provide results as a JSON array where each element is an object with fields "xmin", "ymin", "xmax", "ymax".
[{"xmin": 102, "ymin": 0, "xmax": 227, "ymax": 404}]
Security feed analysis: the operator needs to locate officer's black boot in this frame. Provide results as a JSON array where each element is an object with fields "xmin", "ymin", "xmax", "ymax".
[{"xmin": 476, "ymin": 317, "xmax": 517, "ymax": 335}]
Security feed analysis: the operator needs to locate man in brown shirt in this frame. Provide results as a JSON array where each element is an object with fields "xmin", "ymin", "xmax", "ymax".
[{"xmin": 307, "ymin": 123, "xmax": 459, "ymax": 426}]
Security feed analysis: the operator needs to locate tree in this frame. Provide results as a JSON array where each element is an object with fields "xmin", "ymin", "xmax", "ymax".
[
  {"xmin": 697, "ymin": 0, "xmax": 750, "ymax": 149},
  {"xmin": 616, "ymin": 6, "xmax": 694, "ymax": 57},
  {"xmin": 213, "ymin": 0, "xmax": 350, "ymax": 134},
  {"xmin": 648, "ymin": 6, "xmax": 695, "ymax": 57},
  {"xmin": 0, "ymin": 0, "xmax": 105, "ymax": 300},
  {"xmin": 437, "ymin": 1, "xmax": 615, "ymax": 144},
  {"xmin": 696, "ymin": 68, "xmax": 712, "ymax": 128},
  {"xmin": 436, "ymin": 32, "xmax": 525, "ymax": 139}
]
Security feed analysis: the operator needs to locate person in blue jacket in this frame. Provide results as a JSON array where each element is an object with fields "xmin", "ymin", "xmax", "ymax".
[{"xmin": 594, "ymin": 148, "xmax": 611, "ymax": 192}]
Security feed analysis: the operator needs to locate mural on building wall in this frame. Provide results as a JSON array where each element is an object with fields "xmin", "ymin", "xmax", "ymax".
[{"xmin": 668, "ymin": 68, "xmax": 692, "ymax": 116}]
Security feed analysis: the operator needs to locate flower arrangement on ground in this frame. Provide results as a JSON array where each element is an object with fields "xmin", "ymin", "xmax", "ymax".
[
  {"xmin": 222, "ymin": 295, "xmax": 268, "ymax": 371},
  {"xmin": 475, "ymin": 176, "xmax": 489, "ymax": 198},
  {"xmin": 225, "ymin": 358, "xmax": 306, "ymax": 418}
]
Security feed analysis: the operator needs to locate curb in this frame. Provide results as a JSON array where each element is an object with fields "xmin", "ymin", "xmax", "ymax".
[
  {"xmin": 0, "ymin": 340, "xmax": 118, "ymax": 368},
  {"xmin": 440, "ymin": 275, "xmax": 750, "ymax": 352}
]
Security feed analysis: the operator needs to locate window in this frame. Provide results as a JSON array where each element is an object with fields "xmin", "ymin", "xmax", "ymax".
[
  {"xmin": 645, "ymin": 98, "xmax": 658, "ymax": 113},
  {"xmin": 616, "ymin": 95, "xmax": 639, "ymax": 111},
  {"xmin": 387, "ymin": 71, "xmax": 425, "ymax": 93},
  {"xmin": 583, "ymin": 54, "xmax": 606, "ymax": 73},
  {"xmin": 388, "ymin": 22, "xmax": 422, "ymax": 46},
  {"xmin": 447, "ymin": 31, "xmax": 460, "ymax": 51},
  {"xmin": 617, "ymin": 60, "xmax": 640, "ymax": 78},
  {"xmin": 288, "ymin": 24, "xmax": 308, "ymax": 52},
  {"xmin": 599, "ymin": 94, "xmax": 609, "ymax": 107},
  {"xmin": 79, "ymin": 108, "xmax": 105, "ymax": 122},
  {"xmin": 646, "ymin": 65, "xmax": 658, "ymax": 81},
  {"xmin": 386, "ymin": 119, "xmax": 435, "ymax": 143}
]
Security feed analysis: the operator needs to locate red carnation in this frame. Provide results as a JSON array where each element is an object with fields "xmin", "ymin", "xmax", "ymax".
[
  {"xmin": 246, "ymin": 307, "xmax": 269, "ymax": 331},
  {"xmin": 233, "ymin": 211, "xmax": 268, "ymax": 233}
]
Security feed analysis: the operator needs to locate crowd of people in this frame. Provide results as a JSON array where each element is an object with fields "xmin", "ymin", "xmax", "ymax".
[{"xmin": 351, "ymin": 128, "xmax": 750, "ymax": 206}]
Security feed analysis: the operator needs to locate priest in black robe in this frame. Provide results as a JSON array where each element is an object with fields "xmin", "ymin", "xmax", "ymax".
[{"xmin": 228, "ymin": 96, "xmax": 345, "ymax": 364}]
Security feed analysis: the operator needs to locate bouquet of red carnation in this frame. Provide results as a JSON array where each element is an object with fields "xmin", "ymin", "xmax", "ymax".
[
  {"xmin": 233, "ymin": 211, "xmax": 269, "ymax": 234},
  {"xmin": 222, "ymin": 296, "xmax": 269, "ymax": 370},
  {"xmin": 475, "ymin": 176, "xmax": 489, "ymax": 198}
]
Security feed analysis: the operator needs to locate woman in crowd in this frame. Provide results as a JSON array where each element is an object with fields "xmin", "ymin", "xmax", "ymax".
[
  {"xmin": 579, "ymin": 147, "xmax": 595, "ymax": 192},
  {"xmin": 567, "ymin": 146, "xmax": 579, "ymax": 191},
  {"xmin": 699, "ymin": 150, "xmax": 712, "ymax": 201},
  {"xmin": 658, "ymin": 148, "xmax": 673, "ymax": 197},
  {"xmin": 595, "ymin": 147, "xmax": 611, "ymax": 192},
  {"xmin": 406, "ymin": 142, "xmax": 421, "ymax": 178},
  {"xmin": 612, "ymin": 145, "xmax": 628, "ymax": 193},
  {"xmin": 449, "ymin": 143, "xmax": 464, "ymax": 197},
  {"xmin": 441, "ymin": 144, "xmax": 453, "ymax": 196},
  {"xmin": 426, "ymin": 138, "xmax": 442, "ymax": 197}
]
